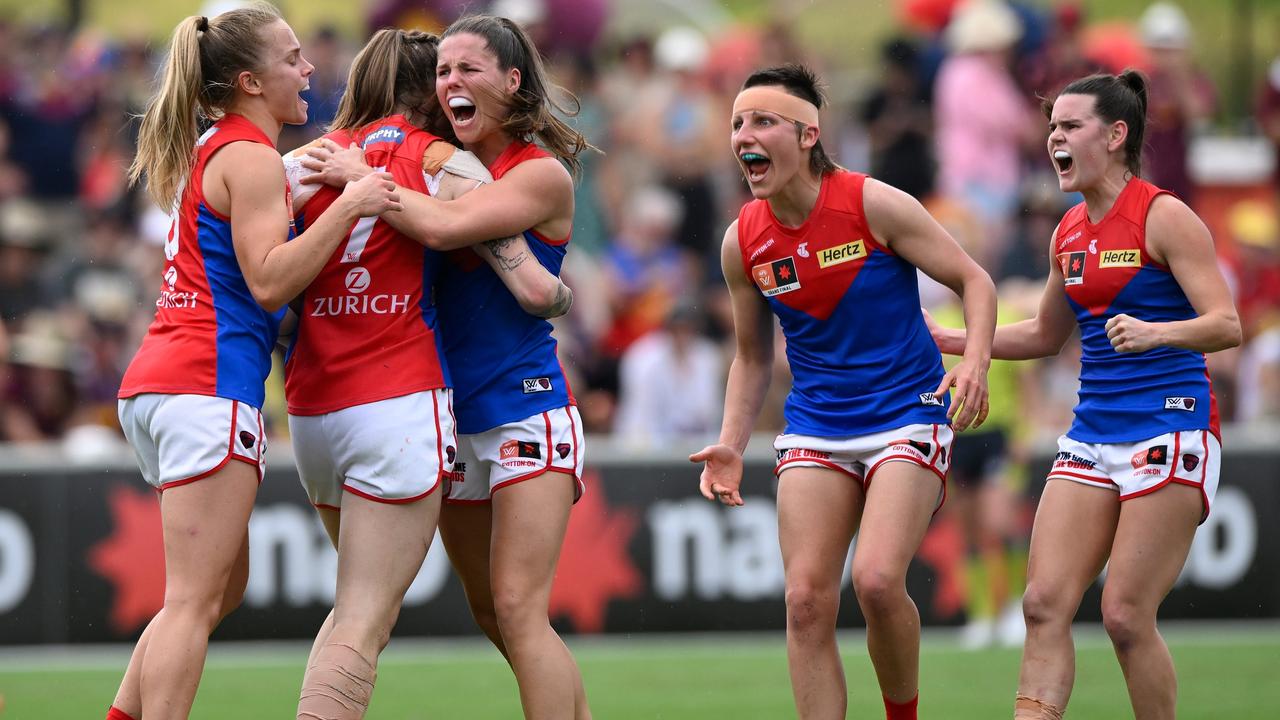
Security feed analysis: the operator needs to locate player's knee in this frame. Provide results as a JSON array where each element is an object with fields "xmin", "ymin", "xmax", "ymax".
[
  {"xmin": 851, "ymin": 565, "xmax": 905, "ymax": 615},
  {"xmin": 492, "ymin": 588, "xmax": 540, "ymax": 636},
  {"xmin": 335, "ymin": 615, "xmax": 395, "ymax": 655},
  {"xmin": 1101, "ymin": 596, "xmax": 1151, "ymax": 653},
  {"xmin": 1020, "ymin": 583, "xmax": 1061, "ymax": 629},
  {"xmin": 784, "ymin": 580, "xmax": 838, "ymax": 633},
  {"xmin": 161, "ymin": 590, "xmax": 225, "ymax": 631}
]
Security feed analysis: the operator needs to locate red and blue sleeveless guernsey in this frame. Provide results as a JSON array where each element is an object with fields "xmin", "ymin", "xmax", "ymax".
[
  {"xmin": 1054, "ymin": 177, "xmax": 1218, "ymax": 443},
  {"xmin": 436, "ymin": 140, "xmax": 572, "ymax": 434},
  {"xmin": 119, "ymin": 114, "xmax": 286, "ymax": 409},
  {"xmin": 284, "ymin": 115, "xmax": 450, "ymax": 415},
  {"xmin": 737, "ymin": 170, "xmax": 949, "ymax": 437}
]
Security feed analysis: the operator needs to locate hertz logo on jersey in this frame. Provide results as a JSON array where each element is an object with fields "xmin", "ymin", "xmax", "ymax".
[
  {"xmin": 817, "ymin": 240, "xmax": 867, "ymax": 268},
  {"xmin": 1098, "ymin": 248, "xmax": 1140, "ymax": 268}
]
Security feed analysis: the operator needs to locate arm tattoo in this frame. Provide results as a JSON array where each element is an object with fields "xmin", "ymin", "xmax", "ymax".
[
  {"xmin": 483, "ymin": 235, "xmax": 527, "ymax": 271},
  {"xmin": 545, "ymin": 282, "xmax": 574, "ymax": 318}
]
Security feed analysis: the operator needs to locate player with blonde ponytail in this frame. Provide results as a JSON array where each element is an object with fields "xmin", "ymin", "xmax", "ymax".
[{"xmin": 109, "ymin": 5, "xmax": 400, "ymax": 719}]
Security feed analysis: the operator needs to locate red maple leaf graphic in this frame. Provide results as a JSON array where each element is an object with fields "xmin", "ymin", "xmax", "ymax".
[
  {"xmin": 88, "ymin": 484, "xmax": 165, "ymax": 635},
  {"xmin": 915, "ymin": 515, "xmax": 967, "ymax": 620},
  {"xmin": 778, "ymin": 264, "xmax": 792, "ymax": 280},
  {"xmin": 1071, "ymin": 258, "xmax": 1082, "ymax": 271},
  {"xmin": 549, "ymin": 473, "xmax": 643, "ymax": 633},
  {"xmin": 1150, "ymin": 448, "xmax": 1164, "ymax": 460}
]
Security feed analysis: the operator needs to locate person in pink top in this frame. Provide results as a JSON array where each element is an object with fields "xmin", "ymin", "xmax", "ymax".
[{"xmin": 934, "ymin": 0, "xmax": 1039, "ymax": 267}]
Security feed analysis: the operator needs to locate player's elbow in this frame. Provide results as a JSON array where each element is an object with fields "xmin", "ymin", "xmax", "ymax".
[
  {"xmin": 519, "ymin": 279, "xmax": 572, "ymax": 318},
  {"xmin": 1216, "ymin": 311, "xmax": 1242, "ymax": 351},
  {"xmin": 247, "ymin": 280, "xmax": 289, "ymax": 313}
]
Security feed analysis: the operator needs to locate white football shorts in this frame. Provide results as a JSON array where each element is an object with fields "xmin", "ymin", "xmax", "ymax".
[
  {"xmin": 774, "ymin": 423, "xmax": 954, "ymax": 509},
  {"xmin": 445, "ymin": 406, "xmax": 585, "ymax": 504},
  {"xmin": 289, "ymin": 389, "xmax": 455, "ymax": 508},
  {"xmin": 1047, "ymin": 430, "xmax": 1220, "ymax": 521},
  {"xmin": 118, "ymin": 393, "xmax": 266, "ymax": 490}
]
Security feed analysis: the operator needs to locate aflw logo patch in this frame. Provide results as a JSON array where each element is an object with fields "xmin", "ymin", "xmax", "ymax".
[
  {"xmin": 1098, "ymin": 248, "xmax": 1140, "ymax": 268},
  {"xmin": 817, "ymin": 240, "xmax": 867, "ymax": 268},
  {"xmin": 1164, "ymin": 396, "xmax": 1196, "ymax": 412},
  {"xmin": 918, "ymin": 392, "xmax": 944, "ymax": 407},
  {"xmin": 523, "ymin": 377, "xmax": 553, "ymax": 394},
  {"xmin": 752, "ymin": 257, "xmax": 801, "ymax": 297}
]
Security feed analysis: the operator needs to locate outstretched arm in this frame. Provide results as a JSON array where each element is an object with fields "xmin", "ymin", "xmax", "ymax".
[
  {"xmin": 929, "ymin": 227, "xmax": 1077, "ymax": 362},
  {"xmin": 689, "ymin": 221, "xmax": 774, "ymax": 507}
]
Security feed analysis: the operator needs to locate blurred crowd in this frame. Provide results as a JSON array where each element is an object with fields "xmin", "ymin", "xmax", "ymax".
[{"xmin": 2, "ymin": 0, "xmax": 1279, "ymax": 459}]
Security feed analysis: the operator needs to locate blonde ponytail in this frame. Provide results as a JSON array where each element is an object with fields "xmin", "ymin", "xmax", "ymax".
[
  {"xmin": 128, "ymin": 2, "xmax": 283, "ymax": 209},
  {"xmin": 129, "ymin": 15, "xmax": 205, "ymax": 209}
]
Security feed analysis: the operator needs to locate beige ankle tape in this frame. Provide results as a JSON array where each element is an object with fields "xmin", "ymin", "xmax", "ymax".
[
  {"xmin": 1014, "ymin": 694, "xmax": 1065, "ymax": 720},
  {"xmin": 298, "ymin": 642, "xmax": 378, "ymax": 720}
]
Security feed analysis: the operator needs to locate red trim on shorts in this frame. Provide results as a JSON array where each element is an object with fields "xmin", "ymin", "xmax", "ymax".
[
  {"xmin": 928, "ymin": 424, "xmax": 943, "ymax": 474},
  {"xmin": 226, "ymin": 400, "xmax": 237, "ymax": 458},
  {"xmin": 542, "ymin": 411, "xmax": 554, "ymax": 476},
  {"xmin": 229, "ymin": 399, "xmax": 265, "ymax": 482},
  {"xmin": 159, "ymin": 401, "xmax": 262, "ymax": 490},
  {"xmin": 491, "ymin": 465, "xmax": 583, "ymax": 502},
  {"xmin": 865, "ymin": 454, "xmax": 948, "ymax": 513},
  {"xmin": 444, "ymin": 497, "xmax": 491, "ymax": 505},
  {"xmin": 1162, "ymin": 432, "xmax": 1182, "ymax": 484},
  {"xmin": 1167, "ymin": 430, "xmax": 1211, "ymax": 522},
  {"xmin": 1200, "ymin": 430, "xmax": 1209, "ymax": 483},
  {"xmin": 343, "ymin": 479, "xmax": 439, "ymax": 505},
  {"xmin": 565, "ymin": 406, "xmax": 580, "ymax": 469},
  {"xmin": 314, "ymin": 502, "xmax": 341, "ymax": 511},
  {"xmin": 1046, "ymin": 470, "xmax": 1114, "ymax": 487},
  {"xmin": 1119, "ymin": 475, "xmax": 1175, "ymax": 502},
  {"xmin": 446, "ymin": 392, "xmax": 458, "ymax": 441},
  {"xmin": 1169, "ymin": 477, "xmax": 1211, "ymax": 523},
  {"xmin": 866, "ymin": 455, "xmax": 947, "ymax": 485},
  {"xmin": 159, "ymin": 454, "xmax": 234, "ymax": 491},
  {"xmin": 775, "ymin": 457, "xmax": 863, "ymax": 483},
  {"xmin": 1120, "ymin": 432, "xmax": 1187, "ymax": 506},
  {"xmin": 257, "ymin": 405, "xmax": 266, "ymax": 474},
  {"xmin": 433, "ymin": 390, "xmax": 446, "ymax": 497}
]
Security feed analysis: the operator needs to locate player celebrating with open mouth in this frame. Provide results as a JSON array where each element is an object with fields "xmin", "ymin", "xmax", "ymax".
[
  {"xmin": 692, "ymin": 63, "xmax": 996, "ymax": 720},
  {"xmin": 929, "ymin": 71, "xmax": 1241, "ymax": 720}
]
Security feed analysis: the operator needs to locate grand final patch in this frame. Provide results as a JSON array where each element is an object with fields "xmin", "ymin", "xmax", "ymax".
[
  {"xmin": 1058, "ymin": 251, "xmax": 1086, "ymax": 286},
  {"xmin": 752, "ymin": 256, "xmax": 801, "ymax": 297}
]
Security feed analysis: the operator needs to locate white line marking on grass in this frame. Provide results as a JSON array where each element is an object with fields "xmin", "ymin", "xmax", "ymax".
[{"xmin": 1, "ymin": 620, "xmax": 1276, "ymax": 673}]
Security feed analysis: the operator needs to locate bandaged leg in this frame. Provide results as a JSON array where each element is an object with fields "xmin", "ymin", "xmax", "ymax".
[
  {"xmin": 297, "ymin": 642, "xmax": 377, "ymax": 720},
  {"xmin": 1014, "ymin": 693, "xmax": 1065, "ymax": 720}
]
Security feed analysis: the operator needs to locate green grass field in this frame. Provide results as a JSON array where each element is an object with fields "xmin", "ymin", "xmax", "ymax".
[{"xmin": 1, "ymin": 624, "xmax": 1277, "ymax": 718}]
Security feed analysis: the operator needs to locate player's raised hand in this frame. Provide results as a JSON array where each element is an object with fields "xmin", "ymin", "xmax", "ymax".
[
  {"xmin": 340, "ymin": 171, "xmax": 402, "ymax": 217},
  {"xmin": 1105, "ymin": 313, "xmax": 1160, "ymax": 353},
  {"xmin": 689, "ymin": 443, "xmax": 745, "ymax": 507},
  {"xmin": 301, "ymin": 140, "xmax": 372, "ymax": 187}
]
